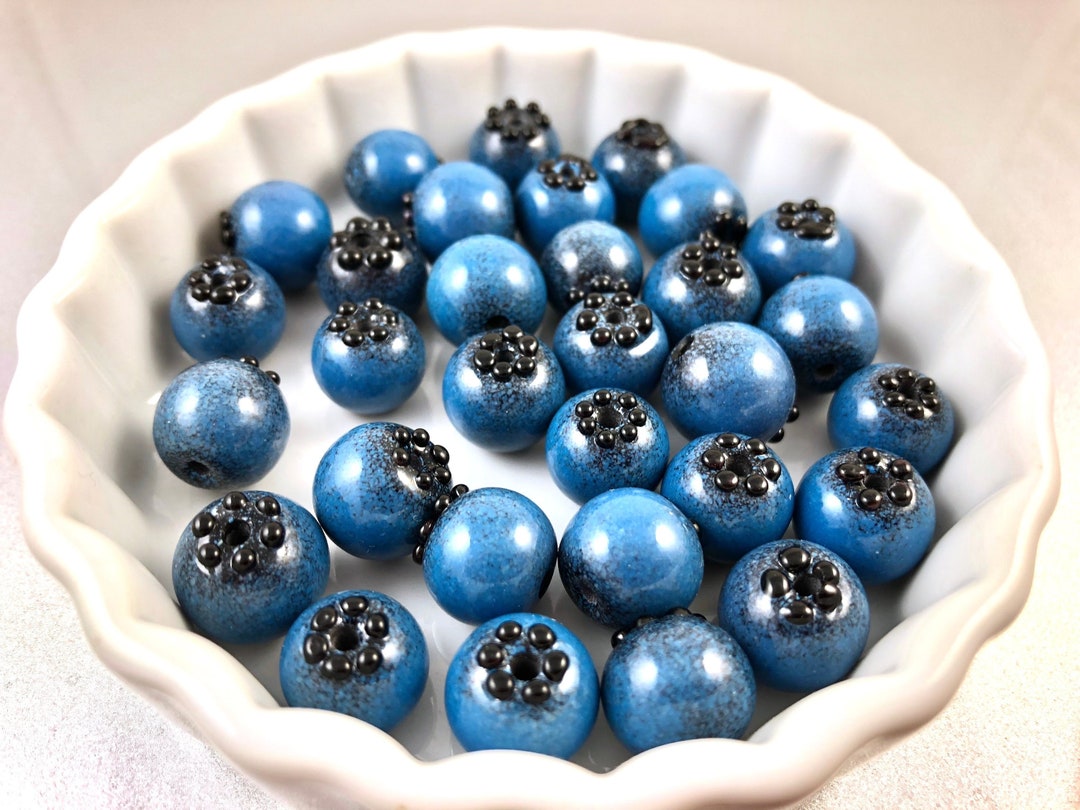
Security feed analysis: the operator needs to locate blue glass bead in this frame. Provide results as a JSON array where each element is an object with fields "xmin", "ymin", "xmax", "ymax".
[
  {"xmin": 172, "ymin": 491, "xmax": 330, "ymax": 645},
  {"xmin": 828, "ymin": 363, "xmax": 955, "ymax": 473},
  {"xmin": 426, "ymin": 235, "xmax": 547, "ymax": 345},
  {"xmin": 637, "ymin": 164, "xmax": 747, "ymax": 259},
  {"xmin": 222, "ymin": 180, "xmax": 332, "ymax": 293},
  {"xmin": 718, "ymin": 539, "xmax": 870, "ymax": 692},
  {"xmin": 757, "ymin": 276, "xmax": 877, "ymax": 393},
  {"xmin": 344, "ymin": 129, "xmax": 439, "ymax": 223},
  {"xmin": 419, "ymin": 487, "xmax": 556, "ymax": 624},
  {"xmin": 468, "ymin": 98, "xmax": 561, "ymax": 190},
  {"xmin": 170, "ymin": 255, "xmax": 285, "ymax": 362},
  {"xmin": 311, "ymin": 299, "xmax": 425, "ymax": 414},
  {"xmin": 545, "ymin": 389, "xmax": 669, "ymax": 505},
  {"xmin": 312, "ymin": 422, "xmax": 454, "ymax": 559},
  {"xmin": 540, "ymin": 221, "xmax": 643, "ymax": 312},
  {"xmin": 558, "ymin": 488, "xmax": 703, "ymax": 627},
  {"xmin": 409, "ymin": 161, "xmax": 514, "ymax": 260},
  {"xmin": 661, "ymin": 322, "xmax": 796, "ymax": 441},
  {"xmin": 153, "ymin": 357, "xmax": 289, "ymax": 489},
  {"xmin": 741, "ymin": 198, "xmax": 857, "ymax": 295},
  {"xmin": 661, "ymin": 433, "xmax": 795, "ymax": 563},
  {"xmin": 602, "ymin": 612, "xmax": 755, "ymax": 753},
  {"xmin": 514, "ymin": 155, "xmax": 615, "ymax": 254},
  {"xmin": 280, "ymin": 590, "xmax": 428, "ymax": 731},
  {"xmin": 442, "ymin": 325, "xmax": 565, "ymax": 453},
  {"xmin": 445, "ymin": 613, "xmax": 598, "ymax": 758},
  {"xmin": 592, "ymin": 118, "xmax": 687, "ymax": 224}
]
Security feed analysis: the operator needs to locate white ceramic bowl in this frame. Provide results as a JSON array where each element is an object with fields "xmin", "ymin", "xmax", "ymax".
[{"xmin": 4, "ymin": 28, "xmax": 1059, "ymax": 809}]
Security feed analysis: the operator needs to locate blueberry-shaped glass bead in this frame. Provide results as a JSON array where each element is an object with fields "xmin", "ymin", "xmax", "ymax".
[
  {"xmin": 312, "ymin": 422, "xmax": 454, "ymax": 559},
  {"xmin": 661, "ymin": 322, "xmax": 796, "ymax": 441},
  {"xmin": 540, "ymin": 221, "xmax": 644, "ymax": 312},
  {"xmin": 545, "ymin": 389, "xmax": 669, "ymax": 504},
  {"xmin": 515, "ymin": 155, "xmax": 615, "ymax": 254},
  {"xmin": 153, "ymin": 356, "xmax": 288, "ymax": 489},
  {"xmin": 220, "ymin": 180, "xmax": 332, "ymax": 293},
  {"xmin": 426, "ymin": 235, "xmax": 547, "ymax": 345},
  {"xmin": 344, "ymin": 129, "xmax": 439, "ymax": 223},
  {"xmin": 592, "ymin": 118, "xmax": 687, "ymax": 224},
  {"xmin": 602, "ymin": 611, "xmax": 755, "ymax": 753},
  {"xmin": 661, "ymin": 433, "xmax": 795, "ymax": 563},
  {"xmin": 827, "ymin": 363, "xmax": 955, "ymax": 473},
  {"xmin": 442, "ymin": 326, "xmax": 566, "ymax": 453},
  {"xmin": 637, "ymin": 164, "xmax": 748, "ymax": 259},
  {"xmin": 408, "ymin": 161, "xmax": 514, "ymax": 260},
  {"xmin": 718, "ymin": 539, "xmax": 870, "ymax": 692},
  {"xmin": 311, "ymin": 299, "xmax": 425, "ymax": 414},
  {"xmin": 445, "ymin": 613, "xmax": 598, "ymax": 758},
  {"xmin": 468, "ymin": 99, "xmax": 561, "ymax": 190},
  {"xmin": 280, "ymin": 590, "xmax": 428, "ymax": 731},
  {"xmin": 173, "ymin": 491, "xmax": 330, "ymax": 644}
]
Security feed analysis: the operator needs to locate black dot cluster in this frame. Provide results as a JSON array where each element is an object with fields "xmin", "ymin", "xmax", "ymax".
[
  {"xmin": 613, "ymin": 118, "xmax": 669, "ymax": 150},
  {"xmin": 835, "ymin": 447, "xmax": 916, "ymax": 512},
  {"xmin": 609, "ymin": 606, "xmax": 707, "ymax": 648},
  {"xmin": 706, "ymin": 210, "xmax": 749, "ymax": 245},
  {"xmin": 775, "ymin": 199, "xmax": 836, "ymax": 240},
  {"xmin": 876, "ymin": 367, "xmax": 942, "ymax": 420},
  {"xmin": 573, "ymin": 290, "xmax": 654, "ymax": 349},
  {"xmin": 326, "ymin": 299, "xmax": 399, "ymax": 347},
  {"xmin": 537, "ymin": 155, "xmax": 599, "ymax": 192},
  {"xmin": 191, "ymin": 492, "xmax": 285, "ymax": 575},
  {"xmin": 700, "ymin": 434, "xmax": 783, "ymax": 497},
  {"xmin": 186, "ymin": 255, "xmax": 253, "ymax": 305},
  {"xmin": 483, "ymin": 98, "xmax": 551, "ymax": 141},
  {"xmin": 330, "ymin": 217, "xmax": 406, "ymax": 272},
  {"xmin": 390, "ymin": 426, "xmax": 452, "ymax": 494},
  {"xmin": 574, "ymin": 389, "xmax": 648, "ymax": 448},
  {"xmin": 679, "ymin": 234, "xmax": 746, "ymax": 287},
  {"xmin": 412, "ymin": 483, "xmax": 471, "ymax": 564},
  {"xmin": 565, "ymin": 274, "xmax": 631, "ymax": 307},
  {"xmin": 472, "ymin": 325, "xmax": 540, "ymax": 381},
  {"xmin": 477, "ymin": 620, "xmax": 569, "ymax": 705},
  {"xmin": 302, "ymin": 595, "xmax": 390, "ymax": 681},
  {"xmin": 760, "ymin": 546, "xmax": 843, "ymax": 625},
  {"xmin": 237, "ymin": 355, "xmax": 280, "ymax": 385},
  {"xmin": 219, "ymin": 211, "xmax": 237, "ymax": 249}
]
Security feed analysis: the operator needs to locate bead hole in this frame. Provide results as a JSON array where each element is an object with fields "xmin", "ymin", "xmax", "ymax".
[
  {"xmin": 597, "ymin": 406, "xmax": 622, "ymax": 429},
  {"xmin": 510, "ymin": 652, "xmax": 541, "ymax": 681},
  {"xmin": 184, "ymin": 460, "xmax": 209, "ymax": 478},
  {"xmin": 727, "ymin": 455, "xmax": 753, "ymax": 477},
  {"xmin": 814, "ymin": 363, "xmax": 837, "ymax": 380},
  {"xmin": 495, "ymin": 349, "xmax": 516, "ymax": 365},
  {"xmin": 330, "ymin": 625, "xmax": 360, "ymax": 651},
  {"xmin": 865, "ymin": 473, "xmax": 889, "ymax": 491},
  {"xmin": 603, "ymin": 308, "xmax": 625, "ymax": 324},
  {"xmin": 484, "ymin": 315, "xmax": 510, "ymax": 330}
]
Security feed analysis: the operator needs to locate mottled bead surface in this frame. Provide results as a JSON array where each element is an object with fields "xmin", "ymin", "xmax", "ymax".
[
  {"xmin": 591, "ymin": 118, "xmax": 687, "ymax": 223},
  {"xmin": 637, "ymin": 164, "xmax": 747, "ymax": 258},
  {"xmin": 718, "ymin": 539, "xmax": 870, "ymax": 692},
  {"xmin": 515, "ymin": 155, "xmax": 615, "ymax": 254},
  {"xmin": 344, "ymin": 129, "xmax": 439, "ymax": 223},
  {"xmin": 540, "ymin": 221, "xmax": 643, "ymax": 312},
  {"xmin": 153, "ymin": 357, "xmax": 289, "ymax": 489},
  {"xmin": 468, "ymin": 99, "xmax": 561, "ymax": 190},
  {"xmin": 558, "ymin": 488, "xmax": 703, "ymax": 627},
  {"xmin": 173, "ymin": 491, "xmax": 329, "ymax": 645},
  {"xmin": 445, "ymin": 613, "xmax": 598, "ymax": 758},
  {"xmin": 280, "ymin": 590, "xmax": 428, "ymax": 731},
  {"xmin": 410, "ymin": 161, "xmax": 514, "ymax": 260}
]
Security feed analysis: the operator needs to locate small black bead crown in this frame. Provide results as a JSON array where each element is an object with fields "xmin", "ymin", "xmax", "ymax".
[
  {"xmin": 573, "ymin": 289, "xmax": 654, "ymax": 349},
  {"xmin": 477, "ymin": 620, "xmax": 569, "ymax": 705},
  {"xmin": 876, "ymin": 367, "xmax": 942, "ymax": 420},
  {"xmin": 565, "ymin": 274, "xmax": 631, "ymax": 307},
  {"xmin": 187, "ymin": 255, "xmax": 253, "ymax": 305},
  {"xmin": 483, "ymin": 98, "xmax": 551, "ymax": 141},
  {"xmin": 776, "ymin": 199, "xmax": 836, "ymax": 240},
  {"xmin": 412, "ymin": 483, "xmax": 470, "ymax": 564},
  {"xmin": 472, "ymin": 325, "xmax": 540, "ymax": 381},
  {"xmin": 610, "ymin": 607, "xmax": 707, "ymax": 648},
  {"xmin": 537, "ymin": 155, "xmax": 598, "ymax": 192},
  {"xmin": 326, "ymin": 299, "xmax": 399, "ymax": 347},
  {"xmin": 614, "ymin": 118, "xmax": 670, "ymax": 150},
  {"xmin": 302, "ymin": 595, "xmax": 390, "ymax": 681},
  {"xmin": 700, "ymin": 434, "xmax": 783, "ymax": 497},
  {"xmin": 835, "ymin": 447, "xmax": 916, "ymax": 512},
  {"xmin": 238, "ymin": 355, "xmax": 280, "ymax": 385},
  {"xmin": 219, "ymin": 211, "xmax": 237, "ymax": 249},
  {"xmin": 760, "ymin": 546, "xmax": 843, "ymax": 625},
  {"xmin": 390, "ymin": 425, "xmax": 453, "ymax": 494},
  {"xmin": 191, "ymin": 492, "xmax": 285, "ymax": 575},
  {"xmin": 707, "ymin": 210, "xmax": 749, "ymax": 245},
  {"xmin": 330, "ymin": 217, "xmax": 406, "ymax": 272},
  {"xmin": 574, "ymin": 389, "xmax": 648, "ymax": 449},
  {"xmin": 679, "ymin": 234, "xmax": 746, "ymax": 287}
]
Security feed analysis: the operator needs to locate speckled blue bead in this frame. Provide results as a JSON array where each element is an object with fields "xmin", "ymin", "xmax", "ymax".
[
  {"xmin": 170, "ymin": 255, "xmax": 286, "ymax": 361},
  {"xmin": 153, "ymin": 357, "xmax": 289, "ymax": 489},
  {"xmin": 602, "ymin": 612, "xmax": 755, "ymax": 753},
  {"xmin": 312, "ymin": 422, "xmax": 454, "ymax": 559},
  {"xmin": 795, "ymin": 447, "xmax": 935, "ymax": 584},
  {"xmin": 637, "ymin": 164, "xmax": 747, "ymax": 259},
  {"xmin": 558, "ymin": 488, "xmax": 703, "ymax": 627},
  {"xmin": 661, "ymin": 322, "xmax": 796, "ymax": 441},
  {"xmin": 426, "ymin": 235, "xmax": 547, "ymax": 345},
  {"xmin": 515, "ymin": 155, "xmax": 615, "ymax": 254},
  {"xmin": 545, "ymin": 389, "xmax": 669, "ymax": 505},
  {"xmin": 311, "ymin": 299, "xmax": 425, "ymax": 414},
  {"xmin": 222, "ymin": 180, "xmax": 332, "ymax": 293},
  {"xmin": 540, "ymin": 221, "xmax": 643, "ymax": 311},
  {"xmin": 445, "ymin": 613, "xmax": 598, "ymax": 757},
  {"xmin": 468, "ymin": 99, "xmax": 561, "ymax": 190},
  {"xmin": 344, "ymin": 129, "xmax": 439, "ymax": 223},
  {"xmin": 419, "ymin": 487, "xmax": 556, "ymax": 624},
  {"xmin": 661, "ymin": 433, "xmax": 795, "ymax": 563},
  {"xmin": 442, "ymin": 326, "xmax": 565, "ymax": 453},
  {"xmin": 828, "ymin": 363, "xmax": 955, "ymax": 473},
  {"xmin": 592, "ymin": 118, "xmax": 687, "ymax": 224},
  {"xmin": 741, "ymin": 199, "xmax": 857, "ymax": 295},
  {"xmin": 280, "ymin": 590, "xmax": 428, "ymax": 731},
  {"xmin": 718, "ymin": 540, "xmax": 870, "ymax": 691},
  {"xmin": 409, "ymin": 161, "xmax": 514, "ymax": 260},
  {"xmin": 173, "ymin": 491, "xmax": 330, "ymax": 645}
]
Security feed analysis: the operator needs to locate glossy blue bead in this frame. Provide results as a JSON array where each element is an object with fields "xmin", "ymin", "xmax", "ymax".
[
  {"xmin": 311, "ymin": 299, "xmax": 425, "ymax": 414},
  {"xmin": 468, "ymin": 99, "xmax": 561, "ymax": 190},
  {"xmin": 225, "ymin": 180, "xmax": 332, "ymax": 292},
  {"xmin": 546, "ymin": 389, "xmax": 669, "ymax": 505},
  {"xmin": 280, "ymin": 590, "xmax": 428, "ymax": 731},
  {"xmin": 421, "ymin": 488, "xmax": 556, "ymax": 624},
  {"xmin": 153, "ymin": 357, "xmax": 289, "ymax": 489},
  {"xmin": 445, "ymin": 613, "xmax": 599, "ymax": 758},
  {"xmin": 539, "ymin": 221, "xmax": 643, "ymax": 312},
  {"xmin": 410, "ymin": 161, "xmax": 514, "ymax": 260},
  {"xmin": 558, "ymin": 488, "xmax": 703, "ymax": 627},
  {"xmin": 661, "ymin": 433, "xmax": 795, "ymax": 563},
  {"xmin": 660, "ymin": 322, "xmax": 796, "ymax": 441},
  {"xmin": 741, "ymin": 199, "xmax": 857, "ymax": 295},
  {"xmin": 637, "ymin": 164, "xmax": 747, "ymax": 258},
  {"xmin": 344, "ymin": 129, "xmax": 439, "ymax": 223},
  {"xmin": 602, "ymin": 613, "xmax": 755, "ymax": 753},
  {"xmin": 426, "ymin": 235, "xmax": 547, "ymax": 345},
  {"xmin": 173, "ymin": 491, "xmax": 330, "ymax": 645},
  {"xmin": 591, "ymin": 118, "xmax": 687, "ymax": 224},
  {"xmin": 514, "ymin": 155, "xmax": 615, "ymax": 254},
  {"xmin": 828, "ymin": 363, "xmax": 955, "ymax": 473}
]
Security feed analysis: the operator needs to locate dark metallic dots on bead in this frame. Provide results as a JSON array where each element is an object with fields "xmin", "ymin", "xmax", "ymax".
[
  {"xmin": 311, "ymin": 606, "xmax": 338, "ymax": 632},
  {"xmin": 614, "ymin": 118, "xmax": 670, "ymax": 149},
  {"xmin": 486, "ymin": 670, "xmax": 516, "ymax": 700},
  {"xmin": 303, "ymin": 633, "xmax": 329, "ymax": 664},
  {"xmin": 196, "ymin": 543, "xmax": 222, "ymax": 568},
  {"xmin": 775, "ymin": 199, "xmax": 836, "ymax": 240},
  {"xmin": 219, "ymin": 211, "xmax": 237, "ymax": 249},
  {"xmin": 703, "ymin": 435, "xmax": 778, "ymax": 496},
  {"xmin": 223, "ymin": 491, "xmax": 248, "ymax": 510},
  {"xmin": 191, "ymin": 512, "xmax": 216, "ymax": 537},
  {"xmin": 496, "ymin": 620, "xmax": 523, "ymax": 642},
  {"xmin": 355, "ymin": 647, "xmax": 383, "ymax": 675},
  {"xmin": 255, "ymin": 495, "xmax": 280, "ymax": 516},
  {"xmin": 259, "ymin": 521, "xmax": 285, "ymax": 549},
  {"xmin": 484, "ymin": 98, "xmax": 551, "ymax": 141},
  {"xmin": 760, "ymin": 567, "xmax": 790, "ymax": 597},
  {"xmin": 522, "ymin": 680, "xmax": 552, "ymax": 705},
  {"xmin": 527, "ymin": 623, "xmax": 556, "ymax": 650},
  {"xmin": 763, "ymin": 545, "xmax": 845, "ymax": 624},
  {"xmin": 321, "ymin": 654, "xmax": 353, "ymax": 681},
  {"xmin": 542, "ymin": 650, "xmax": 569, "ymax": 682},
  {"xmin": 477, "ymin": 643, "xmax": 505, "ymax": 669},
  {"xmin": 780, "ymin": 601, "xmax": 814, "ymax": 625},
  {"xmin": 332, "ymin": 217, "xmax": 408, "ymax": 273},
  {"xmin": 471, "ymin": 327, "xmax": 540, "ymax": 381},
  {"xmin": 537, "ymin": 155, "xmax": 600, "ymax": 193},
  {"xmin": 837, "ymin": 448, "xmax": 918, "ymax": 511},
  {"xmin": 341, "ymin": 596, "xmax": 369, "ymax": 617},
  {"xmin": 231, "ymin": 547, "xmax": 257, "ymax": 574},
  {"xmin": 876, "ymin": 367, "xmax": 942, "ymax": 420},
  {"xmin": 778, "ymin": 546, "xmax": 812, "ymax": 572}
]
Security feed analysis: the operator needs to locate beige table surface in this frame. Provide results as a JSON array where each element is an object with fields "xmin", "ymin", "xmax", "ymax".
[{"xmin": 2, "ymin": 0, "xmax": 1078, "ymax": 806}]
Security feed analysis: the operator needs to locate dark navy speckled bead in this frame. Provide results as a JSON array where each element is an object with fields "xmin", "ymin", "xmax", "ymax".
[
  {"xmin": 153, "ymin": 357, "xmax": 289, "ymax": 489},
  {"xmin": 280, "ymin": 590, "xmax": 428, "ymax": 731},
  {"xmin": 539, "ymin": 221, "xmax": 643, "ymax": 312},
  {"xmin": 173, "ymin": 491, "xmax": 330, "ymax": 645},
  {"xmin": 637, "ymin": 164, "xmax": 747, "ymax": 259},
  {"xmin": 445, "ymin": 612, "xmax": 599, "ymax": 758},
  {"xmin": 602, "ymin": 612, "xmax": 755, "ymax": 753},
  {"xmin": 558, "ymin": 488, "xmax": 703, "ymax": 627},
  {"xmin": 591, "ymin": 118, "xmax": 687, "ymax": 224},
  {"xmin": 410, "ymin": 161, "xmax": 515, "ymax": 260},
  {"xmin": 718, "ymin": 539, "xmax": 870, "ymax": 692},
  {"xmin": 344, "ymin": 129, "xmax": 439, "ymax": 223},
  {"xmin": 468, "ymin": 99, "xmax": 561, "ymax": 190},
  {"xmin": 515, "ymin": 155, "xmax": 615, "ymax": 254}
]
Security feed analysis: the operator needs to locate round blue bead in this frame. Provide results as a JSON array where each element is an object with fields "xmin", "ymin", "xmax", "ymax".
[
  {"xmin": 539, "ymin": 221, "xmax": 643, "ymax": 311},
  {"xmin": 344, "ymin": 129, "xmax": 438, "ymax": 223},
  {"xmin": 591, "ymin": 119, "xmax": 686, "ymax": 224},
  {"xmin": 515, "ymin": 156, "xmax": 615, "ymax": 254},
  {"xmin": 637, "ymin": 164, "xmax": 747, "ymax": 258},
  {"xmin": 410, "ymin": 161, "xmax": 514, "ymax": 260},
  {"xmin": 468, "ymin": 99, "xmax": 561, "ymax": 190}
]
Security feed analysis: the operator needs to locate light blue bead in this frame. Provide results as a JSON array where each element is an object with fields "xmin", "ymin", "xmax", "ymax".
[
  {"xmin": 344, "ymin": 129, "xmax": 438, "ymax": 222},
  {"xmin": 592, "ymin": 119, "xmax": 686, "ymax": 223},
  {"xmin": 540, "ymin": 221, "xmax": 643, "ymax": 311},
  {"xmin": 515, "ymin": 156, "xmax": 615, "ymax": 254},
  {"xmin": 637, "ymin": 164, "xmax": 747, "ymax": 258},
  {"xmin": 468, "ymin": 100, "xmax": 561, "ymax": 190},
  {"xmin": 411, "ymin": 162, "xmax": 514, "ymax": 260}
]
